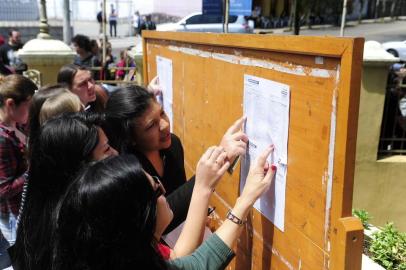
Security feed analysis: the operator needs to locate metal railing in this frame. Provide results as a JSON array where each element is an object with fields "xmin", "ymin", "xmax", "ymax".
[
  {"xmin": 378, "ymin": 67, "xmax": 406, "ymax": 158},
  {"xmin": 89, "ymin": 66, "xmax": 141, "ymax": 86}
]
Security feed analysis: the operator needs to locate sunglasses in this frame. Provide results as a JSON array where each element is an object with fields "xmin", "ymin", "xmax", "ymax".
[{"xmin": 151, "ymin": 175, "xmax": 166, "ymax": 198}]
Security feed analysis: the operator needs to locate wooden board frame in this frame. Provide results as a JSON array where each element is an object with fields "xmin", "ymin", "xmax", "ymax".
[{"xmin": 142, "ymin": 31, "xmax": 364, "ymax": 270}]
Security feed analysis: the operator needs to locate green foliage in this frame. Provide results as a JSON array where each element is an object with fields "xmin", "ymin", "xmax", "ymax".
[
  {"xmin": 369, "ymin": 223, "xmax": 406, "ymax": 270},
  {"xmin": 352, "ymin": 209, "xmax": 371, "ymax": 230}
]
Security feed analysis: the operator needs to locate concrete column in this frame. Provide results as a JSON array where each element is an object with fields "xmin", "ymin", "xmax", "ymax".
[
  {"xmin": 353, "ymin": 41, "xmax": 406, "ymax": 231},
  {"xmin": 18, "ymin": 39, "xmax": 75, "ymax": 85},
  {"xmin": 17, "ymin": 0, "xmax": 75, "ymax": 86},
  {"xmin": 356, "ymin": 41, "xmax": 398, "ymax": 162}
]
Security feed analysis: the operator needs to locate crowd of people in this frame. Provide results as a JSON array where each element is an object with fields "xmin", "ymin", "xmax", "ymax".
[
  {"xmin": 0, "ymin": 29, "xmax": 137, "ymax": 84},
  {"xmin": 0, "ymin": 55, "xmax": 277, "ymax": 270},
  {"xmin": 0, "ymin": 13, "xmax": 276, "ymax": 268},
  {"xmin": 70, "ymin": 33, "xmax": 136, "ymax": 82}
]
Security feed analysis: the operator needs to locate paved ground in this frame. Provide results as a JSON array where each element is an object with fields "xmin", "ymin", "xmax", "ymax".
[{"xmin": 72, "ymin": 19, "xmax": 406, "ymax": 58}]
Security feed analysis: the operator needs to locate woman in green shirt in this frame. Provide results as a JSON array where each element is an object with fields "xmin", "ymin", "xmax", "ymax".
[{"xmin": 53, "ymin": 146, "xmax": 275, "ymax": 270}]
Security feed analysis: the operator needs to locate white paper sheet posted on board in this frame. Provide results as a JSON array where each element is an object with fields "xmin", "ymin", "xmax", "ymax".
[
  {"xmin": 156, "ymin": 55, "xmax": 173, "ymax": 132},
  {"xmin": 240, "ymin": 74, "xmax": 290, "ymax": 232}
]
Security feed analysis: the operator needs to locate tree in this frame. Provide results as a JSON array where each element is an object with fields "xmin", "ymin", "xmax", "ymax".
[
  {"xmin": 291, "ymin": 0, "xmax": 345, "ymax": 35},
  {"xmin": 358, "ymin": 0, "xmax": 365, "ymax": 23},
  {"xmin": 292, "ymin": 0, "xmax": 300, "ymax": 34},
  {"xmin": 390, "ymin": 0, "xmax": 401, "ymax": 19}
]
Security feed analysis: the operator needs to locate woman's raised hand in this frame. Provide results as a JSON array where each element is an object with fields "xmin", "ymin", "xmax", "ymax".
[
  {"xmin": 240, "ymin": 145, "xmax": 276, "ymax": 207},
  {"xmin": 147, "ymin": 75, "xmax": 162, "ymax": 96},
  {"xmin": 195, "ymin": 146, "xmax": 230, "ymax": 192},
  {"xmin": 220, "ymin": 116, "xmax": 248, "ymax": 162}
]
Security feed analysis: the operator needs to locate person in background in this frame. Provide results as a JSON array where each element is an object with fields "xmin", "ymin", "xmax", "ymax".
[
  {"xmin": 98, "ymin": 35, "xmax": 112, "ymax": 54},
  {"xmin": 115, "ymin": 49, "xmax": 135, "ymax": 80},
  {"xmin": 57, "ymin": 65, "xmax": 96, "ymax": 108},
  {"xmin": 141, "ymin": 15, "xmax": 156, "ymax": 34},
  {"xmin": 90, "ymin": 39, "xmax": 101, "ymax": 67},
  {"xmin": 0, "ymin": 75, "xmax": 36, "ymax": 248},
  {"xmin": 0, "ymin": 35, "xmax": 12, "ymax": 76},
  {"xmin": 0, "ymin": 59, "xmax": 12, "ymax": 76},
  {"xmin": 71, "ymin": 34, "xmax": 101, "ymax": 79},
  {"xmin": 38, "ymin": 91, "xmax": 82, "ymax": 125},
  {"xmin": 96, "ymin": 7, "xmax": 103, "ymax": 34},
  {"xmin": 109, "ymin": 5, "xmax": 118, "ymax": 38},
  {"xmin": 103, "ymin": 46, "xmax": 115, "ymax": 81},
  {"xmin": 133, "ymin": 11, "xmax": 141, "ymax": 37},
  {"xmin": 57, "ymin": 64, "xmax": 109, "ymax": 113},
  {"xmin": 0, "ymin": 30, "xmax": 26, "ymax": 74}
]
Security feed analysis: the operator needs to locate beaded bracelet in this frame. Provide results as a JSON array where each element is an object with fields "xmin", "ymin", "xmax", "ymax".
[{"xmin": 226, "ymin": 210, "xmax": 247, "ymax": 225}]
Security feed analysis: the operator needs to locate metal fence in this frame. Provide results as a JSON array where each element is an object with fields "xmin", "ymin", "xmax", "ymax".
[
  {"xmin": 89, "ymin": 66, "xmax": 141, "ymax": 85},
  {"xmin": 378, "ymin": 66, "xmax": 406, "ymax": 157}
]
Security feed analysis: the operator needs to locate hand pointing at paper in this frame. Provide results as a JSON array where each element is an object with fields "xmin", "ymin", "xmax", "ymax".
[{"xmin": 220, "ymin": 116, "xmax": 249, "ymax": 164}]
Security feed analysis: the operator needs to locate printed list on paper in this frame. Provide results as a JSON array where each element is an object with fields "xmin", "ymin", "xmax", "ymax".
[
  {"xmin": 156, "ymin": 56, "xmax": 173, "ymax": 131},
  {"xmin": 240, "ymin": 74, "xmax": 290, "ymax": 232}
]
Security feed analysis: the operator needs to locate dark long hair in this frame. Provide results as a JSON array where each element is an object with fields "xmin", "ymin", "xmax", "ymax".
[
  {"xmin": 104, "ymin": 85, "xmax": 154, "ymax": 153},
  {"xmin": 54, "ymin": 155, "xmax": 167, "ymax": 270},
  {"xmin": 13, "ymin": 112, "xmax": 103, "ymax": 270}
]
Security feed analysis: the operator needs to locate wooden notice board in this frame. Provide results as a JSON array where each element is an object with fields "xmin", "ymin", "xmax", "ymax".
[{"xmin": 142, "ymin": 31, "xmax": 364, "ymax": 270}]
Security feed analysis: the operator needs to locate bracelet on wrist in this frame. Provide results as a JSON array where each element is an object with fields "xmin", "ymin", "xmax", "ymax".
[{"xmin": 226, "ymin": 210, "xmax": 247, "ymax": 225}]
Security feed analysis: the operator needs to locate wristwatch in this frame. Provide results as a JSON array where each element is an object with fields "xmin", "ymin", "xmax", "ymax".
[{"xmin": 226, "ymin": 210, "xmax": 247, "ymax": 225}]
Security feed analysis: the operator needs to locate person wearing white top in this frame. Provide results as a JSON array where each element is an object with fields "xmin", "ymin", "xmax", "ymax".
[{"xmin": 133, "ymin": 11, "xmax": 141, "ymax": 37}]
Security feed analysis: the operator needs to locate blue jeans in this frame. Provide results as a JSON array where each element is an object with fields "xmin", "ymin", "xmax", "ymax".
[
  {"xmin": 0, "ymin": 213, "xmax": 16, "ymax": 245},
  {"xmin": 0, "ymin": 231, "xmax": 11, "ymax": 269}
]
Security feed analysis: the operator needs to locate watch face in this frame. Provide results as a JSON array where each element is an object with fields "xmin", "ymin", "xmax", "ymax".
[{"xmin": 227, "ymin": 210, "xmax": 246, "ymax": 225}]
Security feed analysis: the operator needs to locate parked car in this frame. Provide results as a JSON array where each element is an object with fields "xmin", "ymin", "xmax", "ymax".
[
  {"xmin": 382, "ymin": 40, "xmax": 406, "ymax": 61},
  {"xmin": 157, "ymin": 12, "xmax": 254, "ymax": 33}
]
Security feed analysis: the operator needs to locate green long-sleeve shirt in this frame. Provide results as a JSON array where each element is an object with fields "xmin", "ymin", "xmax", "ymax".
[{"xmin": 168, "ymin": 233, "xmax": 235, "ymax": 270}]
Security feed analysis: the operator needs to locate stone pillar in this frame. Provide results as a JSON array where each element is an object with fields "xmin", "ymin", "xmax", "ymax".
[
  {"xmin": 353, "ymin": 41, "xmax": 406, "ymax": 231},
  {"xmin": 17, "ymin": 0, "xmax": 75, "ymax": 86},
  {"xmin": 18, "ymin": 39, "xmax": 75, "ymax": 86},
  {"xmin": 356, "ymin": 41, "xmax": 398, "ymax": 162}
]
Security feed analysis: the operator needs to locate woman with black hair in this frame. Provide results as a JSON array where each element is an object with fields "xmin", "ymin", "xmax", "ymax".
[
  {"xmin": 13, "ymin": 110, "xmax": 231, "ymax": 268},
  {"xmin": 104, "ymin": 85, "xmax": 248, "ymax": 233},
  {"xmin": 13, "ymin": 112, "xmax": 118, "ymax": 270},
  {"xmin": 14, "ymin": 84, "xmax": 81, "ymax": 231},
  {"xmin": 54, "ymin": 146, "xmax": 275, "ymax": 270}
]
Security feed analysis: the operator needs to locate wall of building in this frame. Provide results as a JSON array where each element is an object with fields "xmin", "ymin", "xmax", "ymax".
[{"xmin": 353, "ymin": 62, "xmax": 406, "ymax": 231}]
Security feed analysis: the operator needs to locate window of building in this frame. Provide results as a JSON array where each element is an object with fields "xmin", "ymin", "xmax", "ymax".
[{"xmin": 378, "ymin": 63, "xmax": 406, "ymax": 158}]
